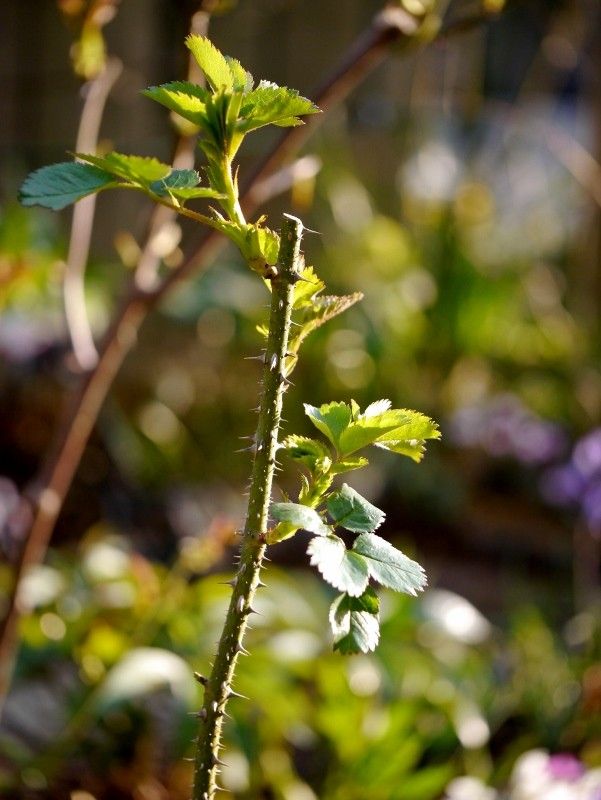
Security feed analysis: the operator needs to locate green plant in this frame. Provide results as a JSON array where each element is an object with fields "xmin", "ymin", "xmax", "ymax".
[{"xmin": 17, "ymin": 33, "xmax": 440, "ymax": 800}]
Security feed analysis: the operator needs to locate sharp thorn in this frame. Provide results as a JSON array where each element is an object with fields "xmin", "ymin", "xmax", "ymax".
[
  {"xmin": 227, "ymin": 688, "xmax": 248, "ymax": 700},
  {"xmin": 194, "ymin": 672, "xmax": 208, "ymax": 685}
]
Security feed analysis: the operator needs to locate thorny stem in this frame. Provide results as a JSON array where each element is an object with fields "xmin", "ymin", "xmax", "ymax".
[{"xmin": 192, "ymin": 215, "xmax": 302, "ymax": 800}]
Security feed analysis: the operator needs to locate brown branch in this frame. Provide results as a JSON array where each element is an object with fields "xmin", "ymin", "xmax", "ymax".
[
  {"xmin": 0, "ymin": 2, "xmax": 500, "ymax": 709},
  {"xmin": 64, "ymin": 56, "xmax": 123, "ymax": 370}
]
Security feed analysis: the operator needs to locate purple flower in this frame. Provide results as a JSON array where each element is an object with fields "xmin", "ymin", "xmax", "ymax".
[{"xmin": 547, "ymin": 753, "xmax": 585, "ymax": 782}]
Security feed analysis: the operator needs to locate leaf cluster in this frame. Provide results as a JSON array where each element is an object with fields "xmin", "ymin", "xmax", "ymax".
[
  {"xmin": 269, "ymin": 399, "xmax": 440, "ymax": 654},
  {"xmin": 18, "ymin": 35, "xmax": 319, "ymax": 273}
]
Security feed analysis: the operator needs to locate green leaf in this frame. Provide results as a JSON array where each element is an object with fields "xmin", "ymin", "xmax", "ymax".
[
  {"xmin": 271, "ymin": 502, "xmax": 330, "ymax": 537},
  {"xmin": 76, "ymin": 152, "xmax": 170, "ymax": 184},
  {"xmin": 330, "ymin": 456, "xmax": 369, "ymax": 475},
  {"xmin": 149, "ymin": 169, "xmax": 200, "ymax": 195},
  {"xmin": 143, "ymin": 81, "xmax": 210, "ymax": 126},
  {"xmin": 327, "ymin": 483, "xmax": 385, "ymax": 534},
  {"xmin": 352, "ymin": 533, "xmax": 427, "ymax": 596},
  {"xmin": 238, "ymin": 81, "xmax": 319, "ymax": 133},
  {"xmin": 292, "ymin": 266, "xmax": 325, "ymax": 309},
  {"xmin": 304, "ymin": 402, "xmax": 353, "ymax": 450},
  {"xmin": 307, "ymin": 534, "xmax": 369, "ymax": 597},
  {"xmin": 329, "ymin": 588, "xmax": 380, "ymax": 654},
  {"xmin": 19, "ymin": 162, "xmax": 117, "ymax": 210},
  {"xmin": 280, "ymin": 435, "xmax": 331, "ymax": 473},
  {"xmin": 373, "ymin": 411, "xmax": 441, "ymax": 463},
  {"xmin": 225, "ymin": 56, "xmax": 253, "ymax": 92},
  {"xmin": 148, "ymin": 169, "xmax": 223, "ymax": 201},
  {"xmin": 289, "ymin": 293, "xmax": 363, "ymax": 354},
  {"xmin": 185, "ymin": 34, "xmax": 233, "ymax": 92}
]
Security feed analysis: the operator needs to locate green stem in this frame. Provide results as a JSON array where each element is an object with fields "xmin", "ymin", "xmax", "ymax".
[
  {"xmin": 221, "ymin": 155, "xmax": 246, "ymax": 226},
  {"xmin": 192, "ymin": 215, "xmax": 303, "ymax": 800}
]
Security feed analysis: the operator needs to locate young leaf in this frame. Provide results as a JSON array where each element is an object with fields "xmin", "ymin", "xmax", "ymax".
[
  {"xmin": 225, "ymin": 56, "xmax": 253, "ymax": 92},
  {"xmin": 352, "ymin": 533, "xmax": 427, "ymax": 596},
  {"xmin": 143, "ymin": 81, "xmax": 210, "ymax": 126},
  {"xmin": 329, "ymin": 588, "xmax": 380, "ymax": 654},
  {"xmin": 238, "ymin": 81, "xmax": 319, "ymax": 133},
  {"xmin": 292, "ymin": 266, "xmax": 325, "ymax": 309},
  {"xmin": 271, "ymin": 502, "xmax": 330, "ymax": 537},
  {"xmin": 304, "ymin": 402, "xmax": 353, "ymax": 450},
  {"xmin": 289, "ymin": 293, "xmax": 364, "ymax": 354},
  {"xmin": 148, "ymin": 169, "xmax": 223, "ymax": 201},
  {"xmin": 327, "ymin": 483, "xmax": 385, "ymax": 534},
  {"xmin": 76, "ymin": 152, "xmax": 171, "ymax": 184},
  {"xmin": 307, "ymin": 534, "xmax": 369, "ymax": 597},
  {"xmin": 19, "ymin": 162, "xmax": 116, "ymax": 210},
  {"xmin": 280, "ymin": 435, "xmax": 331, "ymax": 473},
  {"xmin": 330, "ymin": 456, "xmax": 369, "ymax": 475},
  {"xmin": 185, "ymin": 34, "xmax": 233, "ymax": 92}
]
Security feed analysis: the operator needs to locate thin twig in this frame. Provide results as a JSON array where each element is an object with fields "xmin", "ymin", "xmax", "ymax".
[{"xmin": 0, "ymin": 2, "xmax": 500, "ymax": 709}]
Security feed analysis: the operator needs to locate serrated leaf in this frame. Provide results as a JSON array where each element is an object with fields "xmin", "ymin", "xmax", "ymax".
[
  {"xmin": 352, "ymin": 533, "xmax": 427, "ymax": 596},
  {"xmin": 280, "ymin": 435, "xmax": 331, "ymax": 474},
  {"xmin": 289, "ymin": 293, "xmax": 363, "ymax": 354},
  {"xmin": 147, "ymin": 169, "xmax": 224, "ymax": 201},
  {"xmin": 186, "ymin": 34, "xmax": 233, "ymax": 92},
  {"xmin": 143, "ymin": 81, "xmax": 209, "ymax": 126},
  {"xmin": 225, "ymin": 56, "xmax": 253, "ymax": 92},
  {"xmin": 308, "ymin": 534, "xmax": 369, "ymax": 597},
  {"xmin": 149, "ymin": 169, "xmax": 200, "ymax": 195},
  {"xmin": 330, "ymin": 456, "xmax": 369, "ymax": 475},
  {"xmin": 373, "ymin": 411, "xmax": 441, "ymax": 462},
  {"xmin": 330, "ymin": 588, "xmax": 380, "ymax": 654},
  {"xmin": 304, "ymin": 402, "xmax": 353, "ymax": 450},
  {"xmin": 327, "ymin": 483, "xmax": 385, "ymax": 534},
  {"xmin": 292, "ymin": 266, "xmax": 325, "ymax": 309},
  {"xmin": 19, "ymin": 162, "xmax": 117, "ymax": 210},
  {"xmin": 363, "ymin": 399, "xmax": 392, "ymax": 417},
  {"xmin": 271, "ymin": 502, "xmax": 330, "ymax": 536},
  {"xmin": 76, "ymin": 152, "xmax": 171, "ymax": 184},
  {"xmin": 238, "ymin": 81, "xmax": 319, "ymax": 133}
]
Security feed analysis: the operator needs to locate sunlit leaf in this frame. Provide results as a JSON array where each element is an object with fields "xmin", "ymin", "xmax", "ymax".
[
  {"xmin": 352, "ymin": 533, "xmax": 427, "ymax": 596},
  {"xmin": 185, "ymin": 34, "xmax": 233, "ymax": 92},
  {"xmin": 19, "ymin": 162, "xmax": 116, "ymax": 210},
  {"xmin": 304, "ymin": 401, "xmax": 353, "ymax": 450},
  {"xmin": 143, "ymin": 81, "xmax": 210, "ymax": 126},
  {"xmin": 329, "ymin": 588, "xmax": 380, "ymax": 654},
  {"xmin": 76, "ymin": 152, "xmax": 171, "ymax": 184},
  {"xmin": 327, "ymin": 483, "xmax": 385, "ymax": 534},
  {"xmin": 329, "ymin": 456, "xmax": 369, "ymax": 475},
  {"xmin": 238, "ymin": 81, "xmax": 319, "ymax": 133},
  {"xmin": 308, "ymin": 534, "xmax": 369, "ymax": 596},
  {"xmin": 280, "ymin": 435, "xmax": 331, "ymax": 473},
  {"xmin": 271, "ymin": 502, "xmax": 330, "ymax": 536}
]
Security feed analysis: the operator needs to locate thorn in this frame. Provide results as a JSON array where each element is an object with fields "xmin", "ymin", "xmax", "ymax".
[
  {"xmin": 227, "ymin": 688, "xmax": 248, "ymax": 700},
  {"xmin": 256, "ymin": 579, "xmax": 267, "ymax": 588},
  {"xmin": 244, "ymin": 354, "xmax": 265, "ymax": 361},
  {"xmin": 194, "ymin": 672, "xmax": 208, "ymax": 685},
  {"xmin": 235, "ymin": 642, "xmax": 250, "ymax": 656},
  {"xmin": 197, "ymin": 707, "xmax": 207, "ymax": 721},
  {"xmin": 247, "ymin": 604, "xmax": 261, "ymax": 615}
]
